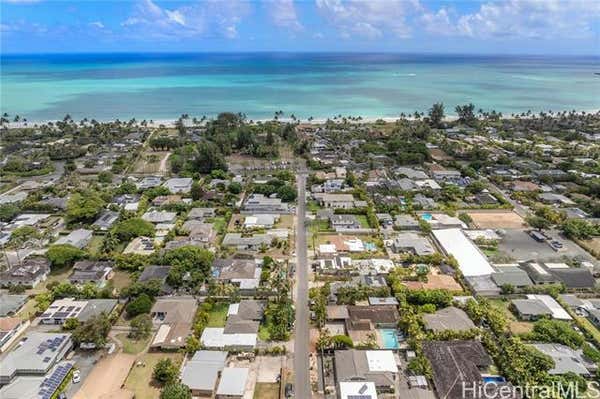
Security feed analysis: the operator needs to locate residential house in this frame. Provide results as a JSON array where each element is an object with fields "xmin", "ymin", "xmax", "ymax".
[
  {"xmin": 216, "ymin": 367, "xmax": 250, "ymax": 399},
  {"xmin": 0, "ymin": 295, "xmax": 28, "ymax": 317},
  {"xmin": 92, "ymin": 210, "xmax": 119, "ymax": 231},
  {"xmin": 530, "ymin": 344, "xmax": 596, "ymax": 376},
  {"xmin": 162, "ymin": 177, "xmax": 193, "ymax": 193},
  {"xmin": 39, "ymin": 298, "xmax": 118, "ymax": 325},
  {"xmin": 187, "ymin": 207, "xmax": 217, "ymax": 220},
  {"xmin": 243, "ymin": 194, "xmax": 289, "ymax": 214},
  {"xmin": 0, "ymin": 258, "xmax": 50, "ymax": 288},
  {"xmin": 243, "ymin": 214, "xmax": 278, "ymax": 229},
  {"xmin": 180, "ymin": 350, "xmax": 227, "ymax": 397},
  {"xmin": 319, "ymin": 193, "xmax": 356, "ymax": 209},
  {"xmin": 387, "ymin": 233, "xmax": 435, "ymax": 256},
  {"xmin": 123, "ymin": 236, "xmax": 155, "ymax": 255},
  {"xmin": 137, "ymin": 265, "xmax": 172, "ymax": 294},
  {"xmin": 330, "ymin": 214, "xmax": 361, "ymax": 231},
  {"xmin": 212, "ymin": 259, "xmax": 262, "ymax": 291},
  {"xmin": 150, "ymin": 297, "xmax": 197, "ymax": 350},
  {"xmin": 142, "ymin": 210, "xmax": 177, "ymax": 224},
  {"xmin": 423, "ymin": 340, "xmax": 495, "ymax": 399},
  {"xmin": 69, "ymin": 260, "xmax": 114, "ymax": 287},
  {"xmin": 221, "ymin": 233, "xmax": 273, "ymax": 251},
  {"xmin": 335, "ymin": 350, "xmax": 399, "ymax": 394},
  {"xmin": 394, "ymin": 214, "xmax": 420, "ymax": 231},
  {"xmin": 423, "ymin": 307, "xmax": 476, "ymax": 333},
  {"xmin": 136, "ymin": 176, "xmax": 162, "ymax": 190},
  {"xmin": 0, "ymin": 317, "xmax": 27, "ymax": 352}
]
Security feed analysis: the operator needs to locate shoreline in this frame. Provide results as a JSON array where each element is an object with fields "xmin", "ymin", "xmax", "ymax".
[{"xmin": 2, "ymin": 109, "xmax": 599, "ymax": 129}]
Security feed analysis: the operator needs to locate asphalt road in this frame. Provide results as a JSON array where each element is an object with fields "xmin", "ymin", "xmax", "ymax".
[{"xmin": 293, "ymin": 172, "xmax": 311, "ymax": 399}]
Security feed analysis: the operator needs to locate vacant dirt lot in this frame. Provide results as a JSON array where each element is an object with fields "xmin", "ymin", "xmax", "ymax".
[
  {"xmin": 468, "ymin": 210, "xmax": 526, "ymax": 229},
  {"xmin": 74, "ymin": 353, "xmax": 135, "ymax": 399}
]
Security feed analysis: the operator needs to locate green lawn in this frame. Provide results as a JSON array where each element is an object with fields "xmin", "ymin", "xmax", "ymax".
[
  {"xmin": 209, "ymin": 216, "xmax": 228, "ymax": 235},
  {"xmin": 117, "ymin": 333, "xmax": 150, "ymax": 355},
  {"xmin": 254, "ymin": 382, "xmax": 280, "ymax": 399},
  {"xmin": 258, "ymin": 324, "xmax": 272, "ymax": 341},
  {"xmin": 355, "ymin": 214, "xmax": 370, "ymax": 228},
  {"xmin": 574, "ymin": 316, "xmax": 600, "ymax": 345},
  {"xmin": 307, "ymin": 200, "xmax": 322, "ymax": 213},
  {"xmin": 86, "ymin": 235, "xmax": 105, "ymax": 256},
  {"xmin": 207, "ymin": 303, "xmax": 229, "ymax": 327},
  {"xmin": 124, "ymin": 352, "xmax": 183, "ymax": 399},
  {"xmin": 488, "ymin": 299, "xmax": 534, "ymax": 335}
]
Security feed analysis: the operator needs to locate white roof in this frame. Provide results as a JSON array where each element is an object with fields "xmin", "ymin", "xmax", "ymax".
[
  {"xmin": 365, "ymin": 350, "xmax": 398, "ymax": 372},
  {"xmin": 527, "ymin": 295, "xmax": 572, "ymax": 320},
  {"xmin": 544, "ymin": 263, "xmax": 569, "ymax": 269},
  {"xmin": 319, "ymin": 244, "xmax": 337, "ymax": 254},
  {"xmin": 339, "ymin": 381, "xmax": 378, "ymax": 399},
  {"xmin": 200, "ymin": 327, "xmax": 257, "ymax": 348},
  {"xmin": 432, "ymin": 228, "xmax": 495, "ymax": 277},
  {"xmin": 228, "ymin": 303, "xmax": 240, "ymax": 316},
  {"xmin": 345, "ymin": 239, "xmax": 365, "ymax": 252},
  {"xmin": 152, "ymin": 324, "xmax": 171, "ymax": 346},
  {"xmin": 530, "ymin": 262, "xmax": 551, "ymax": 275},
  {"xmin": 216, "ymin": 368, "xmax": 249, "ymax": 396}
]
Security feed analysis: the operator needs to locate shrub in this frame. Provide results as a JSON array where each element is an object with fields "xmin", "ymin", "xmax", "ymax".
[{"xmin": 126, "ymin": 293, "xmax": 153, "ymax": 317}]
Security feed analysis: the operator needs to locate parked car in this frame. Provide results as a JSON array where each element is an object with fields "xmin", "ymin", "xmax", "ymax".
[{"xmin": 72, "ymin": 370, "xmax": 81, "ymax": 383}]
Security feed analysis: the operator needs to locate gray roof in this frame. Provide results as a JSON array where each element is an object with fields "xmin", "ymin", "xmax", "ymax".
[
  {"xmin": 0, "ymin": 333, "xmax": 72, "ymax": 383},
  {"xmin": 423, "ymin": 307, "xmax": 476, "ymax": 332},
  {"xmin": 334, "ymin": 350, "xmax": 396, "ymax": 388},
  {"xmin": 559, "ymin": 294, "xmax": 585, "ymax": 308},
  {"xmin": 93, "ymin": 210, "xmax": 119, "ymax": 229},
  {"xmin": 512, "ymin": 299, "xmax": 552, "ymax": 317},
  {"xmin": 216, "ymin": 368, "xmax": 249, "ymax": 396},
  {"xmin": 77, "ymin": 299, "xmax": 118, "ymax": 322},
  {"xmin": 491, "ymin": 267, "xmax": 533, "ymax": 287},
  {"xmin": 237, "ymin": 300, "xmax": 266, "ymax": 320},
  {"xmin": 181, "ymin": 350, "xmax": 226, "ymax": 392},
  {"xmin": 530, "ymin": 344, "xmax": 593, "ymax": 375},
  {"xmin": 551, "ymin": 268, "xmax": 596, "ymax": 289},
  {"xmin": 0, "ymin": 294, "xmax": 28, "ymax": 317}
]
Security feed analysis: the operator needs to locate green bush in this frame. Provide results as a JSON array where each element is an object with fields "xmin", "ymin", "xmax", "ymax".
[{"xmin": 126, "ymin": 293, "xmax": 153, "ymax": 317}]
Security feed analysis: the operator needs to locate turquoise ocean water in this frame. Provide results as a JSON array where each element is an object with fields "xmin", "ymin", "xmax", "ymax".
[{"xmin": 1, "ymin": 53, "xmax": 599, "ymax": 121}]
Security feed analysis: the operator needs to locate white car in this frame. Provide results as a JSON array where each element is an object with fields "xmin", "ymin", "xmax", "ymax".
[{"xmin": 72, "ymin": 370, "xmax": 81, "ymax": 383}]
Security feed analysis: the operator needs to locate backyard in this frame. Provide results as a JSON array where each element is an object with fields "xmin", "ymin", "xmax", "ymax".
[
  {"xmin": 207, "ymin": 303, "xmax": 229, "ymax": 327},
  {"xmin": 124, "ymin": 352, "xmax": 183, "ymax": 399},
  {"xmin": 488, "ymin": 298, "xmax": 534, "ymax": 335},
  {"xmin": 116, "ymin": 333, "xmax": 150, "ymax": 355},
  {"xmin": 253, "ymin": 383, "xmax": 280, "ymax": 399}
]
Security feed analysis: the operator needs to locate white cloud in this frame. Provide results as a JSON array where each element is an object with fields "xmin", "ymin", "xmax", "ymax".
[
  {"xmin": 315, "ymin": 0, "xmax": 420, "ymax": 39},
  {"xmin": 422, "ymin": 0, "xmax": 600, "ymax": 39},
  {"xmin": 121, "ymin": 0, "xmax": 249, "ymax": 40},
  {"xmin": 89, "ymin": 21, "xmax": 105, "ymax": 29},
  {"xmin": 268, "ymin": 0, "xmax": 303, "ymax": 31}
]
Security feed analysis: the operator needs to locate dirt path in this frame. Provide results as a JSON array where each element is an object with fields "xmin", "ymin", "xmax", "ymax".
[{"xmin": 158, "ymin": 152, "xmax": 171, "ymax": 175}]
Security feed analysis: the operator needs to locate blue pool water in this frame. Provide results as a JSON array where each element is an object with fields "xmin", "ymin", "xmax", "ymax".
[
  {"xmin": 421, "ymin": 213, "xmax": 433, "ymax": 221},
  {"xmin": 379, "ymin": 329, "xmax": 399, "ymax": 349},
  {"xmin": 483, "ymin": 376, "xmax": 506, "ymax": 384}
]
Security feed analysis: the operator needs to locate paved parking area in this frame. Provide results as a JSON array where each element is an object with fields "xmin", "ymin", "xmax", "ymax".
[
  {"xmin": 256, "ymin": 355, "xmax": 283, "ymax": 383},
  {"xmin": 64, "ymin": 351, "xmax": 101, "ymax": 398},
  {"xmin": 498, "ymin": 229, "xmax": 596, "ymax": 263}
]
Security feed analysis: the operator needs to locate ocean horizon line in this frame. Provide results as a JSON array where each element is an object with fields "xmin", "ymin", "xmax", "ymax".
[{"xmin": 2, "ymin": 51, "xmax": 600, "ymax": 58}]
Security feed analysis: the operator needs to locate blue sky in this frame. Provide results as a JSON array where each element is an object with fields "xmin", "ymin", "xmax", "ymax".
[{"xmin": 1, "ymin": 0, "xmax": 599, "ymax": 54}]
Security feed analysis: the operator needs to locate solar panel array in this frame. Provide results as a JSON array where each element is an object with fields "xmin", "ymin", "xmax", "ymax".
[
  {"xmin": 36, "ymin": 335, "xmax": 67, "ymax": 355},
  {"xmin": 37, "ymin": 362, "xmax": 73, "ymax": 399}
]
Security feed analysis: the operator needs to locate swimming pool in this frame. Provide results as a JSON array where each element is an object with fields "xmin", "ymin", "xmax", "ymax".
[
  {"xmin": 482, "ymin": 376, "xmax": 506, "ymax": 384},
  {"xmin": 421, "ymin": 213, "xmax": 433, "ymax": 221},
  {"xmin": 379, "ymin": 329, "xmax": 399, "ymax": 349}
]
